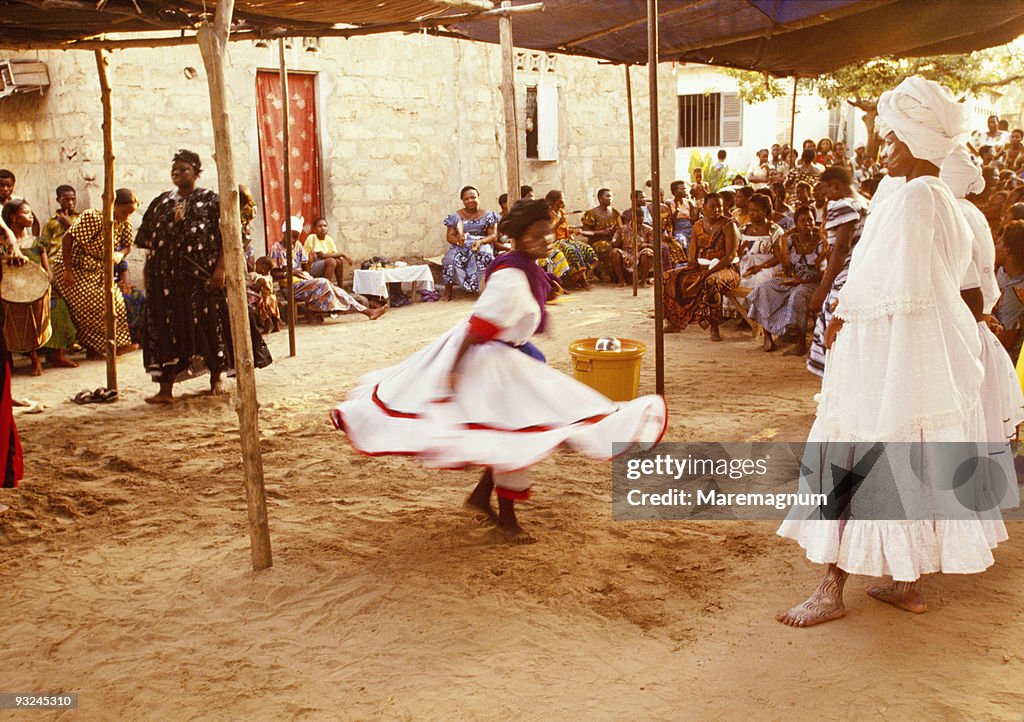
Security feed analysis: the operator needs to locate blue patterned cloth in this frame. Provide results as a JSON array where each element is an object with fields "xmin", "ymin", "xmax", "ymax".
[{"xmin": 442, "ymin": 210, "xmax": 499, "ymax": 293}]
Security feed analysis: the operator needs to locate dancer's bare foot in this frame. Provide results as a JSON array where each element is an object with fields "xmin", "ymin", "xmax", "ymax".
[
  {"xmin": 866, "ymin": 582, "xmax": 927, "ymax": 614},
  {"xmin": 364, "ymin": 305, "xmax": 387, "ymax": 321},
  {"xmin": 496, "ymin": 497, "xmax": 536, "ymax": 544},
  {"xmin": 497, "ymin": 521, "xmax": 536, "ymax": 544},
  {"xmin": 777, "ymin": 565, "xmax": 848, "ymax": 627},
  {"xmin": 465, "ymin": 469, "xmax": 498, "ymax": 526},
  {"xmin": 763, "ymin": 334, "xmax": 776, "ymax": 352},
  {"xmin": 444, "ymin": 284, "xmax": 453, "ymax": 302},
  {"xmin": 664, "ymin": 323, "xmax": 682, "ymax": 334},
  {"xmin": 209, "ymin": 378, "xmax": 228, "ymax": 396},
  {"xmin": 710, "ymin": 325, "xmax": 722, "ymax": 342},
  {"xmin": 29, "ymin": 353, "xmax": 43, "ymax": 376}
]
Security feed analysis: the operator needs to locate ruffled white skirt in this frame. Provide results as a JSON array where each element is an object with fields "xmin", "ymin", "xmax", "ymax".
[
  {"xmin": 331, "ymin": 321, "xmax": 667, "ymax": 473},
  {"xmin": 778, "ymin": 316, "xmax": 1014, "ymax": 581}
]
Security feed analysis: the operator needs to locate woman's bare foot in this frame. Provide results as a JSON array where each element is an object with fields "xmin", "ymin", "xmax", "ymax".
[
  {"xmin": 49, "ymin": 351, "xmax": 79, "ymax": 368},
  {"xmin": 777, "ymin": 565, "xmax": 848, "ymax": 627},
  {"xmin": 464, "ymin": 469, "xmax": 498, "ymax": 526},
  {"xmin": 710, "ymin": 325, "xmax": 722, "ymax": 342},
  {"xmin": 364, "ymin": 306, "xmax": 388, "ymax": 321},
  {"xmin": 496, "ymin": 497, "xmax": 536, "ymax": 544},
  {"xmin": 209, "ymin": 378, "xmax": 228, "ymax": 396},
  {"xmin": 763, "ymin": 333, "xmax": 777, "ymax": 352},
  {"xmin": 29, "ymin": 351, "xmax": 42, "ymax": 376},
  {"xmin": 146, "ymin": 381, "xmax": 175, "ymax": 404},
  {"xmin": 444, "ymin": 284, "xmax": 453, "ymax": 302},
  {"xmin": 866, "ymin": 581, "xmax": 927, "ymax": 613}
]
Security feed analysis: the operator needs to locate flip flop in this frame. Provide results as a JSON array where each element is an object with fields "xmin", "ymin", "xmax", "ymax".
[
  {"xmin": 93, "ymin": 387, "xmax": 118, "ymax": 403},
  {"xmin": 72, "ymin": 390, "xmax": 98, "ymax": 405}
]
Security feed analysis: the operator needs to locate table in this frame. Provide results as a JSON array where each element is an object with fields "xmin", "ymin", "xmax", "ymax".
[{"xmin": 353, "ymin": 264, "xmax": 434, "ymax": 300}]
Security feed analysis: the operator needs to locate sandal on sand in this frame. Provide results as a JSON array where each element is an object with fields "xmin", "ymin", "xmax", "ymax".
[
  {"xmin": 73, "ymin": 389, "xmax": 98, "ymax": 405},
  {"xmin": 93, "ymin": 387, "xmax": 118, "ymax": 403}
]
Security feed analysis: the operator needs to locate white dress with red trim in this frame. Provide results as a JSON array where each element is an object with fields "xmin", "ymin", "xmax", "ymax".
[{"xmin": 331, "ymin": 266, "xmax": 667, "ymax": 472}]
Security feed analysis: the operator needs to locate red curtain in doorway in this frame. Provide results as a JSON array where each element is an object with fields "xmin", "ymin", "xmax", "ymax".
[{"xmin": 255, "ymin": 70, "xmax": 322, "ymax": 250}]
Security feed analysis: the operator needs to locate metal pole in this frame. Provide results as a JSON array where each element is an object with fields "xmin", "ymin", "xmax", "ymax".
[
  {"xmin": 499, "ymin": 1, "xmax": 521, "ymax": 205},
  {"xmin": 626, "ymin": 64, "xmax": 639, "ymax": 298},
  {"xmin": 279, "ymin": 39, "xmax": 296, "ymax": 357},
  {"xmin": 647, "ymin": 0, "xmax": 664, "ymax": 396}
]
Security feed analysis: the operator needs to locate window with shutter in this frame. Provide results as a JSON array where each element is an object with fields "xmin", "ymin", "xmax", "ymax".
[
  {"xmin": 720, "ymin": 92, "xmax": 743, "ymax": 147},
  {"xmin": 828, "ymin": 105, "xmax": 842, "ymax": 141},
  {"xmin": 776, "ymin": 95, "xmax": 793, "ymax": 144},
  {"xmin": 536, "ymin": 84, "xmax": 559, "ymax": 161},
  {"xmin": 677, "ymin": 93, "xmax": 720, "ymax": 147}
]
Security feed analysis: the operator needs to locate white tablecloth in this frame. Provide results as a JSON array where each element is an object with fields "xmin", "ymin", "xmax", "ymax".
[{"xmin": 353, "ymin": 265, "xmax": 434, "ymax": 298}]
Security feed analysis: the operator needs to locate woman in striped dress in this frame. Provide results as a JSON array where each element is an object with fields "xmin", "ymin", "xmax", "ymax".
[{"xmin": 806, "ymin": 166, "xmax": 868, "ymax": 377}]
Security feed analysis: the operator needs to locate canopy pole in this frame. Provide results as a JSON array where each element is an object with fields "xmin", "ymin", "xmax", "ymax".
[
  {"xmin": 789, "ymin": 76, "xmax": 798, "ymax": 160},
  {"xmin": 197, "ymin": 0, "xmax": 273, "ymax": 572},
  {"xmin": 625, "ymin": 64, "xmax": 638, "ymax": 298},
  {"xmin": 278, "ymin": 39, "xmax": 297, "ymax": 356},
  {"xmin": 499, "ymin": 1, "xmax": 521, "ymax": 205},
  {"xmin": 94, "ymin": 49, "xmax": 117, "ymax": 392},
  {"xmin": 647, "ymin": 0, "xmax": 664, "ymax": 396}
]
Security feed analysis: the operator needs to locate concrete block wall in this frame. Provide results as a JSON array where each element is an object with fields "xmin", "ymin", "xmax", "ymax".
[{"xmin": 0, "ymin": 33, "xmax": 676, "ymax": 270}]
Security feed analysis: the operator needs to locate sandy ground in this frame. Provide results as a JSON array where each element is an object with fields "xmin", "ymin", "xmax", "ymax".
[{"xmin": 1, "ymin": 284, "xmax": 1022, "ymax": 721}]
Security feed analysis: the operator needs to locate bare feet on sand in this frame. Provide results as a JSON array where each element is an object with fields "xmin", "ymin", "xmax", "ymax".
[
  {"xmin": 866, "ymin": 582, "xmax": 927, "ymax": 614},
  {"xmin": 145, "ymin": 393, "xmax": 175, "ymax": 405},
  {"xmin": 365, "ymin": 306, "xmax": 388, "ymax": 321},
  {"xmin": 777, "ymin": 565, "xmax": 847, "ymax": 627},
  {"xmin": 763, "ymin": 335, "xmax": 777, "ymax": 352},
  {"xmin": 465, "ymin": 469, "xmax": 498, "ymax": 526},
  {"xmin": 209, "ymin": 379, "xmax": 229, "ymax": 396},
  {"xmin": 496, "ymin": 519, "xmax": 536, "ymax": 545}
]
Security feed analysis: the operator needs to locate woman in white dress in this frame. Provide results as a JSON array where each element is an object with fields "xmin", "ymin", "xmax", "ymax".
[
  {"xmin": 777, "ymin": 77, "xmax": 1010, "ymax": 627},
  {"xmin": 332, "ymin": 199, "xmax": 667, "ymax": 543},
  {"xmin": 737, "ymin": 194, "xmax": 784, "ymax": 289}
]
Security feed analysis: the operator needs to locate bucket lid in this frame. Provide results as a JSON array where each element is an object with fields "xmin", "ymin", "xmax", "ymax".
[{"xmin": 569, "ymin": 337, "xmax": 647, "ymax": 356}]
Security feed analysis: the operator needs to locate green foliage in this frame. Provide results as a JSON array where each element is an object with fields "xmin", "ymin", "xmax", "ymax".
[{"xmin": 687, "ymin": 150, "xmax": 736, "ymax": 192}]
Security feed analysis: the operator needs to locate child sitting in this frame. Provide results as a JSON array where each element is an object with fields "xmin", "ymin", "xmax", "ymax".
[{"xmin": 247, "ymin": 256, "xmax": 281, "ymax": 333}]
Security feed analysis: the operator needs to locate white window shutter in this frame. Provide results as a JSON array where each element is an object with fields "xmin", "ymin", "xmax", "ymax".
[
  {"xmin": 721, "ymin": 92, "xmax": 743, "ymax": 147},
  {"xmin": 537, "ymin": 84, "xmax": 559, "ymax": 161},
  {"xmin": 775, "ymin": 96, "xmax": 792, "ymax": 144}
]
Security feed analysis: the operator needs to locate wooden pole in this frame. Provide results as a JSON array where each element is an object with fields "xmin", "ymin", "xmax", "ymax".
[
  {"xmin": 625, "ymin": 64, "xmax": 638, "ymax": 298},
  {"xmin": 499, "ymin": 1, "xmax": 520, "ymax": 205},
  {"xmin": 647, "ymin": 0, "xmax": 665, "ymax": 396},
  {"xmin": 279, "ymin": 39, "xmax": 296, "ymax": 357},
  {"xmin": 789, "ymin": 76, "xmax": 798, "ymax": 160},
  {"xmin": 197, "ymin": 0, "xmax": 273, "ymax": 572},
  {"xmin": 94, "ymin": 49, "xmax": 117, "ymax": 392}
]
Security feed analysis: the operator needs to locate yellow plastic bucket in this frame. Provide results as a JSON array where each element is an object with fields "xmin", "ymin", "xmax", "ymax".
[{"xmin": 568, "ymin": 337, "xmax": 647, "ymax": 401}]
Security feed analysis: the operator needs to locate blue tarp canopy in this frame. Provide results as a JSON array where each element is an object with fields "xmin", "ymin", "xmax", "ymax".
[{"xmin": 443, "ymin": 0, "xmax": 1024, "ymax": 75}]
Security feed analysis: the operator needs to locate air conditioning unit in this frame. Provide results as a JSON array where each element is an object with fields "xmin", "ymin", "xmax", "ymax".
[{"xmin": 0, "ymin": 60, "xmax": 49, "ymax": 99}]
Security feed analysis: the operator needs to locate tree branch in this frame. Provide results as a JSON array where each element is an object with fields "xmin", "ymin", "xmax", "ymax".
[{"xmin": 971, "ymin": 74, "xmax": 1024, "ymax": 90}]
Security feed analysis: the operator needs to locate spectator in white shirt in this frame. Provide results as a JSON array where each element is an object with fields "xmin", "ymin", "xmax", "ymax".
[{"xmin": 746, "ymin": 148, "xmax": 771, "ymax": 189}]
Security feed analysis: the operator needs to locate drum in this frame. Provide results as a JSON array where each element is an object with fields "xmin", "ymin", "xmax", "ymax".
[{"xmin": 2, "ymin": 261, "xmax": 52, "ymax": 353}]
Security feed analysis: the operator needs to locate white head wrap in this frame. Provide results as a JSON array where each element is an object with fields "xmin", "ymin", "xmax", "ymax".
[
  {"xmin": 939, "ymin": 146, "xmax": 985, "ymax": 199},
  {"xmin": 281, "ymin": 215, "xmax": 305, "ymax": 234},
  {"xmin": 876, "ymin": 76, "xmax": 969, "ymax": 166}
]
